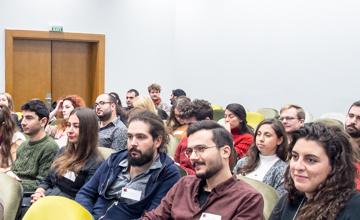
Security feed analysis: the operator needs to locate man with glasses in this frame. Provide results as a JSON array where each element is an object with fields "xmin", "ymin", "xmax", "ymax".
[
  {"xmin": 95, "ymin": 93, "xmax": 127, "ymax": 150},
  {"xmin": 345, "ymin": 101, "xmax": 360, "ymax": 147},
  {"xmin": 142, "ymin": 121, "xmax": 264, "ymax": 220},
  {"xmin": 279, "ymin": 104, "xmax": 305, "ymax": 142}
]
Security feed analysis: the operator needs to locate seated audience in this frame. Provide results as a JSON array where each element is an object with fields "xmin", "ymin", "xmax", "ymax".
[
  {"xmin": 165, "ymin": 97, "xmax": 191, "ymax": 139},
  {"xmin": 279, "ymin": 104, "xmax": 305, "ymax": 142},
  {"xmin": 133, "ymin": 95, "xmax": 168, "ymax": 120},
  {"xmin": 0, "ymin": 92, "xmax": 22, "ymax": 129},
  {"xmin": 0, "ymin": 105, "xmax": 26, "ymax": 173},
  {"xmin": 169, "ymin": 89, "xmax": 186, "ymax": 105},
  {"xmin": 75, "ymin": 111, "xmax": 181, "ymax": 220},
  {"xmin": 148, "ymin": 83, "xmax": 169, "ymax": 110},
  {"xmin": 233, "ymin": 118, "xmax": 289, "ymax": 196},
  {"xmin": 142, "ymin": 121, "xmax": 264, "ymax": 220},
  {"xmin": 269, "ymin": 122, "xmax": 360, "ymax": 220},
  {"xmin": 175, "ymin": 99, "xmax": 213, "ymax": 175},
  {"xmin": 30, "ymin": 108, "xmax": 104, "ymax": 203},
  {"xmin": 345, "ymin": 101, "xmax": 360, "ymax": 147},
  {"xmin": 225, "ymin": 103, "xmax": 254, "ymax": 159},
  {"xmin": 124, "ymin": 89, "xmax": 139, "ymax": 111},
  {"xmin": 6, "ymin": 99, "xmax": 59, "ymax": 192},
  {"xmin": 47, "ymin": 95, "xmax": 86, "ymax": 147},
  {"xmin": 109, "ymin": 92, "xmax": 127, "ymax": 124},
  {"xmin": 95, "ymin": 94, "xmax": 127, "ymax": 151}
]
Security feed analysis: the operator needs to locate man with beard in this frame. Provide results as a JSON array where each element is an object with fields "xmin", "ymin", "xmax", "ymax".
[
  {"xmin": 142, "ymin": 121, "xmax": 264, "ymax": 220},
  {"xmin": 95, "ymin": 93, "xmax": 127, "ymax": 150},
  {"xmin": 345, "ymin": 101, "xmax": 360, "ymax": 147},
  {"xmin": 75, "ymin": 111, "xmax": 181, "ymax": 220}
]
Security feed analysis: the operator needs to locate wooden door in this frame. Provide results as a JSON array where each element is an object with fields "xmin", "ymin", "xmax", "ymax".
[
  {"xmin": 5, "ymin": 30, "xmax": 105, "ymax": 112},
  {"xmin": 12, "ymin": 39, "xmax": 52, "ymax": 111}
]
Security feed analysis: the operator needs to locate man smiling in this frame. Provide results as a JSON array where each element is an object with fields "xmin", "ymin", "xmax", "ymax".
[{"xmin": 142, "ymin": 121, "xmax": 264, "ymax": 220}]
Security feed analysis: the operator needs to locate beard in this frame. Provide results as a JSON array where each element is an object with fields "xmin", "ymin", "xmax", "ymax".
[
  {"xmin": 127, "ymin": 145, "xmax": 155, "ymax": 167},
  {"xmin": 97, "ymin": 110, "xmax": 112, "ymax": 122},
  {"xmin": 193, "ymin": 154, "xmax": 223, "ymax": 180},
  {"xmin": 345, "ymin": 124, "xmax": 360, "ymax": 138}
]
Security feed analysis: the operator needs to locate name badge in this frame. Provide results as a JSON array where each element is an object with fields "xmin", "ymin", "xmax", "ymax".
[
  {"xmin": 121, "ymin": 188, "xmax": 142, "ymax": 201},
  {"xmin": 63, "ymin": 171, "xmax": 76, "ymax": 182},
  {"xmin": 199, "ymin": 213, "xmax": 222, "ymax": 220},
  {"xmin": 174, "ymin": 131, "xmax": 184, "ymax": 135}
]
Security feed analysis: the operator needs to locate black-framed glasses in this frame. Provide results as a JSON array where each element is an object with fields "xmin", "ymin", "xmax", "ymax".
[
  {"xmin": 279, "ymin": 117, "xmax": 298, "ymax": 122},
  {"xmin": 93, "ymin": 101, "xmax": 113, "ymax": 108},
  {"xmin": 184, "ymin": 145, "xmax": 220, "ymax": 158}
]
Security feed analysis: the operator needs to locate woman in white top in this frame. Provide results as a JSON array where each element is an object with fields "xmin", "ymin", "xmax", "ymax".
[
  {"xmin": 233, "ymin": 118, "xmax": 289, "ymax": 196},
  {"xmin": 46, "ymin": 95, "xmax": 86, "ymax": 147},
  {"xmin": 0, "ymin": 105, "xmax": 26, "ymax": 172}
]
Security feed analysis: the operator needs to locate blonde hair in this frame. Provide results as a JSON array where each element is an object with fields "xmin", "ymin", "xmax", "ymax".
[
  {"xmin": 0, "ymin": 93, "xmax": 15, "ymax": 112},
  {"xmin": 133, "ymin": 95, "xmax": 157, "ymax": 114},
  {"xmin": 280, "ymin": 104, "xmax": 305, "ymax": 120},
  {"xmin": 148, "ymin": 83, "xmax": 161, "ymax": 93}
]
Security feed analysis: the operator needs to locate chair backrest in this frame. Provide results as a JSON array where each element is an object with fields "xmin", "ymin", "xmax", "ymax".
[
  {"xmin": 304, "ymin": 111, "xmax": 313, "ymax": 123},
  {"xmin": 98, "ymin": 147, "xmax": 116, "ymax": 160},
  {"xmin": 236, "ymin": 175, "xmax": 279, "ymax": 220},
  {"xmin": 314, "ymin": 118, "xmax": 344, "ymax": 130},
  {"xmin": 50, "ymin": 119, "xmax": 63, "ymax": 126},
  {"xmin": 0, "ymin": 194, "xmax": 4, "ymax": 220},
  {"xmin": 256, "ymin": 108, "xmax": 279, "ymax": 119},
  {"xmin": 213, "ymin": 109, "xmax": 225, "ymax": 122},
  {"xmin": 211, "ymin": 105, "xmax": 223, "ymax": 110},
  {"xmin": 15, "ymin": 112, "xmax": 22, "ymax": 121},
  {"xmin": 23, "ymin": 196, "xmax": 92, "ymax": 220},
  {"xmin": 166, "ymin": 134, "xmax": 181, "ymax": 158},
  {"xmin": 246, "ymin": 112, "xmax": 265, "ymax": 129},
  {"xmin": 0, "ymin": 173, "xmax": 23, "ymax": 220},
  {"xmin": 320, "ymin": 112, "xmax": 346, "ymax": 125},
  {"xmin": 217, "ymin": 118, "xmax": 225, "ymax": 126},
  {"xmin": 175, "ymin": 164, "xmax": 188, "ymax": 177},
  {"xmin": 230, "ymin": 148, "xmax": 238, "ymax": 171}
]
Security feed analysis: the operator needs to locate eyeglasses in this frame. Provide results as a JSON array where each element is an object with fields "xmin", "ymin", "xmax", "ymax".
[
  {"xmin": 93, "ymin": 101, "xmax": 113, "ymax": 108},
  {"xmin": 279, "ymin": 117, "xmax": 298, "ymax": 122},
  {"xmin": 184, "ymin": 145, "xmax": 219, "ymax": 158}
]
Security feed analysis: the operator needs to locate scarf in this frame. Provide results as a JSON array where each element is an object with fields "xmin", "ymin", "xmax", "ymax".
[{"xmin": 154, "ymin": 97, "xmax": 162, "ymax": 107}]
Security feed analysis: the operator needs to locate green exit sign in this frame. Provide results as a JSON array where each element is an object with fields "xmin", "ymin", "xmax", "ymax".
[{"xmin": 49, "ymin": 25, "xmax": 63, "ymax": 32}]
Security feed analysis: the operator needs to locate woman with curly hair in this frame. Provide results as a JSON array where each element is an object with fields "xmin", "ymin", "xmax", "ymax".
[
  {"xmin": 269, "ymin": 122, "xmax": 360, "ymax": 220},
  {"xmin": 0, "ymin": 105, "xmax": 26, "ymax": 172},
  {"xmin": 224, "ymin": 103, "xmax": 254, "ymax": 159},
  {"xmin": 233, "ymin": 118, "xmax": 289, "ymax": 196},
  {"xmin": 165, "ymin": 97, "xmax": 191, "ymax": 139},
  {"xmin": 46, "ymin": 95, "xmax": 86, "ymax": 147}
]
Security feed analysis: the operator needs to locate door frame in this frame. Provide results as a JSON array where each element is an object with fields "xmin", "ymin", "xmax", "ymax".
[{"xmin": 5, "ymin": 29, "xmax": 105, "ymax": 101}]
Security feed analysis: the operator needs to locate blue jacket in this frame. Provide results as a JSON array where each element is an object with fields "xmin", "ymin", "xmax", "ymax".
[{"xmin": 75, "ymin": 149, "xmax": 181, "ymax": 220}]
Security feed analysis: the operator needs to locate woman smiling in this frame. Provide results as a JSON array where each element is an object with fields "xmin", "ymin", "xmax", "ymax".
[{"xmin": 269, "ymin": 122, "xmax": 360, "ymax": 220}]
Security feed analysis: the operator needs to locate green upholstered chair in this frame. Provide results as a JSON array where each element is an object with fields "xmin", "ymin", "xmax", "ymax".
[
  {"xmin": 213, "ymin": 109, "xmax": 225, "ymax": 122},
  {"xmin": 246, "ymin": 112, "xmax": 265, "ymax": 129},
  {"xmin": 22, "ymin": 196, "xmax": 92, "ymax": 220},
  {"xmin": 98, "ymin": 147, "xmax": 116, "ymax": 160},
  {"xmin": 236, "ymin": 175, "xmax": 279, "ymax": 220},
  {"xmin": 175, "ymin": 164, "xmax": 188, "ymax": 177},
  {"xmin": 320, "ymin": 112, "xmax": 346, "ymax": 126},
  {"xmin": 166, "ymin": 134, "xmax": 181, "ymax": 158},
  {"xmin": 304, "ymin": 111, "xmax": 313, "ymax": 123},
  {"xmin": 50, "ymin": 119, "xmax": 62, "ymax": 126},
  {"xmin": 0, "ymin": 173, "xmax": 23, "ymax": 220},
  {"xmin": 313, "ymin": 118, "xmax": 344, "ymax": 130},
  {"xmin": 230, "ymin": 148, "xmax": 238, "ymax": 171},
  {"xmin": 256, "ymin": 108, "xmax": 279, "ymax": 119},
  {"xmin": 211, "ymin": 105, "xmax": 223, "ymax": 110}
]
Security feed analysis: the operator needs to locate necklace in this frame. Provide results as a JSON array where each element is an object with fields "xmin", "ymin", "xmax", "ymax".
[{"xmin": 292, "ymin": 196, "xmax": 305, "ymax": 220}]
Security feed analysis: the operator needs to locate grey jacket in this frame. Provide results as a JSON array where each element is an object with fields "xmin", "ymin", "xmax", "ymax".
[{"xmin": 233, "ymin": 157, "xmax": 288, "ymax": 196}]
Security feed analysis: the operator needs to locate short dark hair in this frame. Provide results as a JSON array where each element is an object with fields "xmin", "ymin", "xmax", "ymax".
[
  {"xmin": 21, "ymin": 99, "xmax": 49, "ymax": 123},
  {"xmin": 187, "ymin": 120, "xmax": 234, "ymax": 151},
  {"xmin": 172, "ymin": 89, "xmax": 186, "ymax": 97},
  {"xmin": 348, "ymin": 101, "xmax": 360, "ymax": 113},
  {"xmin": 179, "ymin": 99, "xmax": 213, "ymax": 121},
  {"xmin": 128, "ymin": 111, "xmax": 169, "ymax": 153},
  {"xmin": 127, "ymin": 89, "xmax": 139, "ymax": 97}
]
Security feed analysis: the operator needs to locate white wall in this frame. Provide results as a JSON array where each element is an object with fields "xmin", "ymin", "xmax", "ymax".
[{"xmin": 1, "ymin": 0, "xmax": 360, "ymax": 119}]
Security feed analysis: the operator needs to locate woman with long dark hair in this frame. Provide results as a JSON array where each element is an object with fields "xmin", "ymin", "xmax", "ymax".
[
  {"xmin": 269, "ymin": 122, "xmax": 360, "ymax": 220},
  {"xmin": 30, "ymin": 108, "xmax": 104, "ymax": 202},
  {"xmin": 234, "ymin": 118, "xmax": 289, "ymax": 196},
  {"xmin": 224, "ymin": 103, "xmax": 254, "ymax": 159},
  {"xmin": 0, "ymin": 105, "xmax": 26, "ymax": 172}
]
